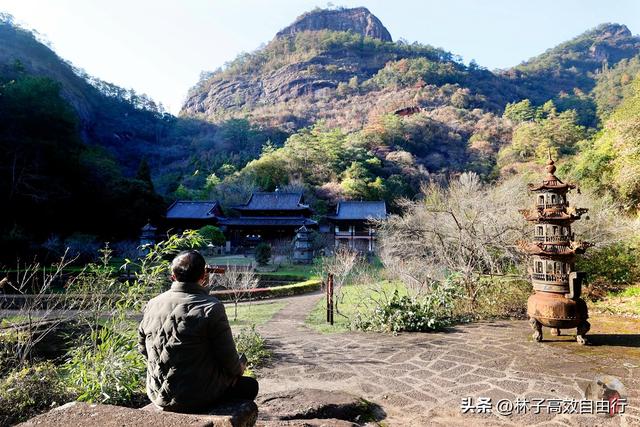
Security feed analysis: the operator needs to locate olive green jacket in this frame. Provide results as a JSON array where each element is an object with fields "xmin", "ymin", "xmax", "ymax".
[{"xmin": 137, "ymin": 281, "xmax": 242, "ymax": 411}]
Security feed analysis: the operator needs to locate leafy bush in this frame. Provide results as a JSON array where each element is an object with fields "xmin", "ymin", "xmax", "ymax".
[
  {"xmin": 352, "ymin": 282, "xmax": 459, "ymax": 333},
  {"xmin": 255, "ymin": 243, "xmax": 272, "ymax": 266},
  {"xmin": 64, "ymin": 328, "xmax": 145, "ymax": 405},
  {"xmin": 0, "ymin": 331, "xmax": 20, "ymax": 377},
  {"xmin": 461, "ymin": 276, "xmax": 531, "ymax": 319},
  {"xmin": 197, "ymin": 225, "xmax": 226, "ymax": 246},
  {"xmin": 579, "ymin": 242, "xmax": 640, "ymax": 286},
  {"xmin": 234, "ymin": 325, "xmax": 270, "ymax": 369},
  {"xmin": 579, "ymin": 241, "xmax": 640, "ymax": 300},
  {"xmin": 0, "ymin": 362, "xmax": 70, "ymax": 425}
]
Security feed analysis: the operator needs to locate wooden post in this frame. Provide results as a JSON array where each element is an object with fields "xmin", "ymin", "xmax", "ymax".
[{"xmin": 326, "ymin": 273, "xmax": 334, "ymax": 325}]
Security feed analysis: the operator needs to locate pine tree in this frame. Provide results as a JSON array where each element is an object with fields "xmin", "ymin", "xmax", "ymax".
[{"xmin": 136, "ymin": 159, "xmax": 154, "ymax": 191}]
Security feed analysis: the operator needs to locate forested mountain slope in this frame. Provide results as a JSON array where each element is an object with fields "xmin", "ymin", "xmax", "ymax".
[
  {"xmin": 0, "ymin": 16, "xmax": 280, "ymax": 257},
  {"xmin": 180, "ymin": 8, "xmax": 640, "ymax": 214},
  {"xmin": 2, "ymin": 6, "xmax": 640, "ymax": 260}
]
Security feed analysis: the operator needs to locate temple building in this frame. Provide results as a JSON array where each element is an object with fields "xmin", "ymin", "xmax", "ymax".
[
  {"xmin": 219, "ymin": 191, "xmax": 317, "ymax": 248},
  {"xmin": 164, "ymin": 200, "xmax": 224, "ymax": 232},
  {"xmin": 328, "ymin": 201, "xmax": 386, "ymax": 252}
]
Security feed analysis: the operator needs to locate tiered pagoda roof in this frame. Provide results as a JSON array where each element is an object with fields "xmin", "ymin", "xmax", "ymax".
[
  {"xmin": 527, "ymin": 157, "xmax": 577, "ymax": 192},
  {"xmin": 518, "ymin": 241, "xmax": 594, "ymax": 257},
  {"xmin": 519, "ymin": 208, "xmax": 588, "ymax": 222}
]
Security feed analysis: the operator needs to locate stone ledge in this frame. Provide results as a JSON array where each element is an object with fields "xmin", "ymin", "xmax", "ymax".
[
  {"xmin": 257, "ymin": 389, "xmax": 379, "ymax": 424},
  {"xmin": 19, "ymin": 400, "xmax": 258, "ymax": 427},
  {"xmin": 257, "ymin": 419, "xmax": 357, "ymax": 427},
  {"xmin": 143, "ymin": 400, "xmax": 258, "ymax": 426}
]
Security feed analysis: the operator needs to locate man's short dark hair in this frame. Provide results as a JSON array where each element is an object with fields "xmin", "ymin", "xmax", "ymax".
[{"xmin": 171, "ymin": 250, "xmax": 206, "ymax": 282}]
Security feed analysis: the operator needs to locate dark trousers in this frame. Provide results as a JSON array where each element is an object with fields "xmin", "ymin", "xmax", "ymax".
[{"xmin": 225, "ymin": 376, "xmax": 259, "ymax": 401}]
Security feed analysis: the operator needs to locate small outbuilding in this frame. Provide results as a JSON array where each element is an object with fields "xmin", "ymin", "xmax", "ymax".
[{"xmin": 328, "ymin": 201, "xmax": 386, "ymax": 253}]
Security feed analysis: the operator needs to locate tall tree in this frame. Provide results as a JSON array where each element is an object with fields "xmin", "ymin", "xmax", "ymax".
[{"xmin": 136, "ymin": 158, "xmax": 154, "ymax": 191}]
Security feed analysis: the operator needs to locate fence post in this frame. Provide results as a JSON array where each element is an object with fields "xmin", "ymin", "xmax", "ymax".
[{"xmin": 326, "ymin": 273, "xmax": 334, "ymax": 325}]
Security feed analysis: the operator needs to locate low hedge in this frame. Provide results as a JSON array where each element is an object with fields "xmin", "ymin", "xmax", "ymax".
[
  {"xmin": 210, "ymin": 279, "xmax": 321, "ymax": 301},
  {"xmin": 256, "ymin": 273, "xmax": 309, "ymax": 282},
  {"xmin": 1, "ymin": 279, "xmax": 322, "ymax": 308}
]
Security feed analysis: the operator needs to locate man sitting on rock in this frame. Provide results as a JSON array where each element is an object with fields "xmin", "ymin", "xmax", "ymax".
[{"xmin": 138, "ymin": 250, "xmax": 259, "ymax": 412}]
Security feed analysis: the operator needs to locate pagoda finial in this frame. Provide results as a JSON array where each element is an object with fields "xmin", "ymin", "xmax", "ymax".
[{"xmin": 545, "ymin": 149, "xmax": 556, "ymax": 175}]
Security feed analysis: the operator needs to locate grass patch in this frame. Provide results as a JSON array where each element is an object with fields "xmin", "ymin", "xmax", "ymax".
[
  {"xmin": 591, "ymin": 284, "xmax": 640, "ymax": 317},
  {"xmin": 306, "ymin": 275, "xmax": 532, "ymax": 334},
  {"xmin": 261, "ymin": 264, "xmax": 318, "ymax": 279},
  {"xmin": 206, "ymin": 255, "xmax": 254, "ymax": 266},
  {"xmin": 620, "ymin": 285, "xmax": 640, "ymax": 297},
  {"xmin": 306, "ymin": 281, "xmax": 407, "ymax": 333},
  {"xmin": 226, "ymin": 301, "xmax": 286, "ymax": 327},
  {"xmin": 0, "ymin": 315, "xmax": 44, "ymax": 327}
]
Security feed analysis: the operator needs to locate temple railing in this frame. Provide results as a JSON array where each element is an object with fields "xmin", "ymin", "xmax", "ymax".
[
  {"xmin": 533, "ymin": 235, "xmax": 571, "ymax": 243},
  {"xmin": 536, "ymin": 202, "xmax": 567, "ymax": 209},
  {"xmin": 335, "ymin": 230, "xmax": 375, "ymax": 237},
  {"xmin": 532, "ymin": 272, "xmax": 569, "ymax": 282}
]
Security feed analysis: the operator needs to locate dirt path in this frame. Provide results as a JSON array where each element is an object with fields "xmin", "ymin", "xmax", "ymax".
[{"xmin": 256, "ymin": 292, "xmax": 640, "ymax": 426}]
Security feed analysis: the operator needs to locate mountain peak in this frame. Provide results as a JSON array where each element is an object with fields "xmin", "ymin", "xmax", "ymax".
[
  {"xmin": 275, "ymin": 6, "xmax": 392, "ymax": 42},
  {"xmin": 590, "ymin": 23, "xmax": 631, "ymax": 40}
]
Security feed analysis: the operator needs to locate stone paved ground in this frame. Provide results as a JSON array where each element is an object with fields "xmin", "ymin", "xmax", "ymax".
[{"xmin": 256, "ymin": 292, "xmax": 640, "ymax": 426}]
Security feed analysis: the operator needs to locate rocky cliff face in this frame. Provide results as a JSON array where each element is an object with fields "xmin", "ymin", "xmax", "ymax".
[
  {"xmin": 181, "ymin": 48, "xmax": 400, "ymax": 121},
  {"xmin": 180, "ymin": 7, "xmax": 404, "ymax": 121},
  {"xmin": 587, "ymin": 24, "xmax": 638, "ymax": 62},
  {"xmin": 182, "ymin": 12, "xmax": 640, "ymax": 130},
  {"xmin": 275, "ymin": 7, "xmax": 392, "ymax": 42}
]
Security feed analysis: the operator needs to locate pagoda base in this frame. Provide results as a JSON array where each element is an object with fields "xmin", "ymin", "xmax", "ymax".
[{"xmin": 527, "ymin": 292, "xmax": 589, "ymax": 345}]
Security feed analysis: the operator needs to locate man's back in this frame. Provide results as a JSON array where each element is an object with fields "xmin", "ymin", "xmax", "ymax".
[{"xmin": 138, "ymin": 281, "xmax": 242, "ymax": 411}]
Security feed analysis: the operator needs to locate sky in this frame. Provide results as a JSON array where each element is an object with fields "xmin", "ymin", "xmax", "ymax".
[{"xmin": 2, "ymin": 0, "xmax": 639, "ymax": 114}]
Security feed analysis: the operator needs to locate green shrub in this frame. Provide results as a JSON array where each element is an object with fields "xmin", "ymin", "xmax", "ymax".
[
  {"xmin": 64, "ymin": 328, "xmax": 145, "ymax": 405},
  {"xmin": 197, "ymin": 225, "xmax": 226, "ymax": 246},
  {"xmin": 0, "ymin": 331, "xmax": 20, "ymax": 377},
  {"xmin": 255, "ymin": 243, "xmax": 271, "ymax": 266},
  {"xmin": 0, "ymin": 361, "xmax": 70, "ymax": 425},
  {"xmin": 460, "ymin": 276, "xmax": 531, "ymax": 320},
  {"xmin": 352, "ymin": 282, "xmax": 459, "ymax": 333},
  {"xmin": 577, "ymin": 242, "xmax": 640, "ymax": 296},
  {"xmin": 234, "ymin": 325, "xmax": 270, "ymax": 369}
]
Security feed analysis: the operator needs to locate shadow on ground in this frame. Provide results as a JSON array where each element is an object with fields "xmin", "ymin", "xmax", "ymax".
[{"xmin": 587, "ymin": 334, "xmax": 640, "ymax": 348}]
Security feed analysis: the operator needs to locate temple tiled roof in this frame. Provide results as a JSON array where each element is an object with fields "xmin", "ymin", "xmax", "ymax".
[
  {"xmin": 166, "ymin": 201, "xmax": 221, "ymax": 219},
  {"xmin": 235, "ymin": 192, "xmax": 310, "ymax": 211},
  {"xmin": 328, "ymin": 201, "xmax": 387, "ymax": 221}
]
